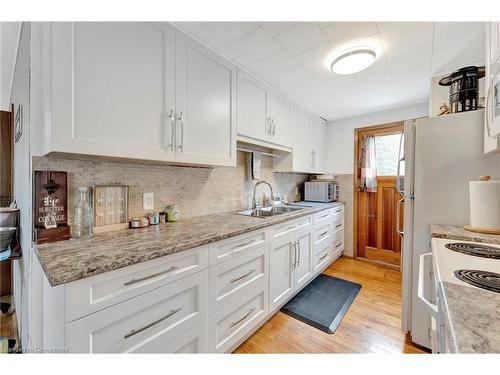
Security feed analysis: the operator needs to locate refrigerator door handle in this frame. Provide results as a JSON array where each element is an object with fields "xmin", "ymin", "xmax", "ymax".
[
  {"xmin": 396, "ymin": 196, "xmax": 404, "ymax": 237},
  {"xmin": 418, "ymin": 253, "xmax": 438, "ymax": 319},
  {"xmin": 396, "ymin": 131, "xmax": 405, "ymax": 194}
]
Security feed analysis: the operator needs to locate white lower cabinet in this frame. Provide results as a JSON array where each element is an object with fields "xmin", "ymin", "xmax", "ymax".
[
  {"xmin": 154, "ymin": 321, "xmax": 208, "ymax": 353},
  {"xmin": 207, "ymin": 283, "xmax": 268, "ymax": 353},
  {"xmin": 44, "ymin": 208, "xmax": 344, "ymax": 353},
  {"xmin": 66, "ymin": 270, "xmax": 208, "ymax": 353}
]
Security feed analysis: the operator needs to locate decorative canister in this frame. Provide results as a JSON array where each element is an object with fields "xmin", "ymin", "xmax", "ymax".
[
  {"xmin": 148, "ymin": 212, "xmax": 160, "ymax": 225},
  {"xmin": 166, "ymin": 205, "xmax": 180, "ymax": 222},
  {"xmin": 159, "ymin": 212, "xmax": 167, "ymax": 223}
]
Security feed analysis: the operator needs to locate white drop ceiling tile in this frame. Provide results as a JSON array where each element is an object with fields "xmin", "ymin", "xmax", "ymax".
[
  {"xmin": 294, "ymin": 42, "xmax": 335, "ymax": 73},
  {"xmin": 268, "ymin": 66, "xmax": 312, "ymax": 87},
  {"xmin": 203, "ymin": 22, "xmax": 259, "ymax": 44},
  {"xmin": 204, "ymin": 36, "xmax": 242, "ymax": 60},
  {"xmin": 172, "ymin": 22, "xmax": 213, "ymax": 41},
  {"xmin": 233, "ymin": 56, "xmax": 264, "ymax": 75},
  {"xmin": 255, "ymin": 49, "xmax": 299, "ymax": 77},
  {"xmin": 379, "ymin": 22, "xmax": 434, "ymax": 56},
  {"xmin": 322, "ymin": 22, "xmax": 378, "ymax": 50},
  {"xmin": 232, "ymin": 27, "xmax": 282, "ymax": 62},
  {"xmin": 260, "ymin": 22, "xmax": 298, "ymax": 36},
  {"xmin": 275, "ymin": 23, "xmax": 329, "ymax": 56},
  {"xmin": 432, "ymin": 22, "xmax": 484, "ymax": 55}
]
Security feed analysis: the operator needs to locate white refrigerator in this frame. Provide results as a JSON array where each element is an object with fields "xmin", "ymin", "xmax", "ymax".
[{"xmin": 400, "ymin": 109, "xmax": 500, "ymax": 348}]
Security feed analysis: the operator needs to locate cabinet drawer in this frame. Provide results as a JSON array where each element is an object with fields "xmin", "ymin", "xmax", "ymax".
[
  {"xmin": 313, "ymin": 245, "xmax": 331, "ymax": 273},
  {"xmin": 209, "ymin": 245, "xmax": 268, "ymax": 314},
  {"xmin": 313, "ymin": 209, "xmax": 332, "ymax": 225},
  {"xmin": 314, "ymin": 223, "xmax": 331, "ymax": 248},
  {"xmin": 332, "ymin": 205, "xmax": 344, "ymax": 221},
  {"xmin": 332, "ymin": 225, "xmax": 344, "ymax": 244},
  {"xmin": 209, "ymin": 230, "xmax": 267, "ymax": 266},
  {"xmin": 66, "ymin": 245, "xmax": 208, "ymax": 322},
  {"xmin": 208, "ymin": 283, "xmax": 268, "ymax": 353},
  {"xmin": 154, "ymin": 321, "xmax": 208, "ymax": 353},
  {"xmin": 66, "ymin": 270, "xmax": 208, "ymax": 353},
  {"xmin": 271, "ymin": 215, "xmax": 312, "ymax": 240}
]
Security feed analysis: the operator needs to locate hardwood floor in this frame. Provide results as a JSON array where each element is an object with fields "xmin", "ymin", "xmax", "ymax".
[{"xmin": 234, "ymin": 256, "xmax": 428, "ymax": 354}]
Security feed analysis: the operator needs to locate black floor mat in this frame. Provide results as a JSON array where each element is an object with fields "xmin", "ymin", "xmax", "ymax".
[{"xmin": 281, "ymin": 274, "xmax": 361, "ymax": 334}]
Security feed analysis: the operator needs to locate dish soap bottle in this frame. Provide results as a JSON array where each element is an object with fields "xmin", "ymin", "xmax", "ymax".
[{"xmin": 73, "ymin": 187, "xmax": 93, "ymax": 237}]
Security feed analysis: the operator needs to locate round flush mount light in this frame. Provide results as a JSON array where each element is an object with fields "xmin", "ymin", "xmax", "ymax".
[{"xmin": 330, "ymin": 48, "xmax": 376, "ymax": 75}]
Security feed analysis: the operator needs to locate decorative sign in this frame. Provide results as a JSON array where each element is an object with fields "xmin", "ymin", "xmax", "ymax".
[
  {"xmin": 14, "ymin": 104, "xmax": 23, "ymax": 143},
  {"xmin": 34, "ymin": 171, "xmax": 70, "ymax": 243}
]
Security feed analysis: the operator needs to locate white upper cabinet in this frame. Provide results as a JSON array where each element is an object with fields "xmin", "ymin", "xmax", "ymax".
[
  {"xmin": 40, "ymin": 22, "xmax": 236, "ymax": 167},
  {"xmin": 484, "ymin": 22, "xmax": 500, "ymax": 153},
  {"xmin": 174, "ymin": 31, "xmax": 236, "ymax": 166},
  {"xmin": 237, "ymin": 70, "xmax": 292, "ymax": 149},
  {"xmin": 237, "ymin": 72, "xmax": 268, "ymax": 141},
  {"xmin": 267, "ymin": 92, "xmax": 291, "ymax": 147},
  {"xmin": 48, "ymin": 22, "xmax": 175, "ymax": 161},
  {"xmin": 310, "ymin": 116, "xmax": 326, "ymax": 172}
]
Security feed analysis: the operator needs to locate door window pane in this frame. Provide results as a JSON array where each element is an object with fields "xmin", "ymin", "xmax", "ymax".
[{"xmin": 374, "ymin": 133, "xmax": 403, "ymax": 176}]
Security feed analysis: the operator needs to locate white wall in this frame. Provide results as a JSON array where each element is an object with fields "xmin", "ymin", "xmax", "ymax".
[
  {"xmin": 325, "ymin": 103, "xmax": 429, "ymax": 174},
  {"xmin": 0, "ymin": 22, "xmax": 22, "ymax": 111}
]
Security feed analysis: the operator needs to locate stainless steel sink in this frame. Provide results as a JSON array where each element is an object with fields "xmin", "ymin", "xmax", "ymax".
[{"xmin": 238, "ymin": 205, "xmax": 305, "ymax": 218}]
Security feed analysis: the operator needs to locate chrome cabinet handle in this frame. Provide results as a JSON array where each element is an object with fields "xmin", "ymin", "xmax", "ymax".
[
  {"xmin": 291, "ymin": 241, "xmax": 297, "ymax": 268},
  {"xmin": 124, "ymin": 307, "xmax": 182, "ymax": 339},
  {"xmin": 272, "ymin": 118, "xmax": 276, "ymax": 136},
  {"xmin": 124, "ymin": 266, "xmax": 178, "ymax": 286},
  {"xmin": 288, "ymin": 223, "xmax": 300, "ymax": 231},
  {"xmin": 231, "ymin": 269, "xmax": 256, "ymax": 283},
  {"xmin": 486, "ymin": 84, "xmax": 493, "ymax": 138},
  {"xmin": 335, "ymin": 208, "xmax": 342, "ymax": 213},
  {"xmin": 231, "ymin": 238, "xmax": 259, "ymax": 253},
  {"xmin": 318, "ymin": 213, "xmax": 329, "ymax": 220},
  {"xmin": 319, "ymin": 252, "xmax": 328, "ymax": 261},
  {"xmin": 335, "ymin": 223, "xmax": 342, "ymax": 229},
  {"xmin": 335, "ymin": 242, "xmax": 342, "ymax": 248},
  {"xmin": 267, "ymin": 116, "xmax": 272, "ymax": 134},
  {"xmin": 296, "ymin": 240, "xmax": 300, "ymax": 267},
  {"xmin": 177, "ymin": 112, "xmax": 184, "ymax": 151},
  {"xmin": 230, "ymin": 307, "xmax": 255, "ymax": 327},
  {"xmin": 319, "ymin": 231, "xmax": 328, "ymax": 238},
  {"xmin": 396, "ymin": 196, "xmax": 404, "ymax": 237},
  {"xmin": 166, "ymin": 109, "xmax": 175, "ymax": 151}
]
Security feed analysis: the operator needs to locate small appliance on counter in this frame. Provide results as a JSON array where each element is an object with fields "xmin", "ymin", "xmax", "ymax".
[
  {"xmin": 0, "ymin": 206, "xmax": 21, "ymax": 261},
  {"xmin": 304, "ymin": 180, "xmax": 339, "ymax": 203}
]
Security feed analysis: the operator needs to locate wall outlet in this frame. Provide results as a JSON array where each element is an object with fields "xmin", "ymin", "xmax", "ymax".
[{"xmin": 143, "ymin": 192, "xmax": 154, "ymax": 210}]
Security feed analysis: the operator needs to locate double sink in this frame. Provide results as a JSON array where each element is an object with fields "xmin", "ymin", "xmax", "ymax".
[{"xmin": 238, "ymin": 205, "xmax": 306, "ymax": 218}]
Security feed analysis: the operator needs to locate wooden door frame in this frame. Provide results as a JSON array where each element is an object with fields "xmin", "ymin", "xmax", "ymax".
[{"xmin": 352, "ymin": 121, "xmax": 404, "ymax": 264}]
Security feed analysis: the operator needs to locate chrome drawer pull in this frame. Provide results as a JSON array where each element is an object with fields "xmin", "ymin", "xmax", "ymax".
[
  {"xmin": 124, "ymin": 266, "xmax": 178, "ymax": 286},
  {"xmin": 319, "ymin": 231, "xmax": 328, "ymax": 237},
  {"xmin": 231, "ymin": 269, "xmax": 256, "ymax": 283},
  {"xmin": 335, "ymin": 242, "xmax": 342, "ymax": 248},
  {"xmin": 335, "ymin": 209, "xmax": 342, "ymax": 213},
  {"xmin": 319, "ymin": 253, "xmax": 329, "ymax": 261},
  {"xmin": 287, "ymin": 224, "xmax": 300, "ymax": 231},
  {"xmin": 318, "ymin": 213, "xmax": 329, "ymax": 219},
  {"xmin": 231, "ymin": 238, "xmax": 259, "ymax": 252},
  {"xmin": 335, "ymin": 223, "xmax": 342, "ymax": 228},
  {"xmin": 124, "ymin": 307, "xmax": 183, "ymax": 339},
  {"xmin": 230, "ymin": 307, "xmax": 255, "ymax": 328}
]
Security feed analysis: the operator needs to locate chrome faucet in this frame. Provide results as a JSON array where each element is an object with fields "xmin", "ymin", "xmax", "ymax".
[{"xmin": 252, "ymin": 181, "xmax": 274, "ymax": 210}]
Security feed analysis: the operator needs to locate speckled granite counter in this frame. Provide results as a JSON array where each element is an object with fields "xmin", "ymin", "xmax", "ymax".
[
  {"xmin": 35, "ymin": 202, "xmax": 343, "ymax": 287},
  {"xmin": 439, "ymin": 282, "xmax": 500, "ymax": 353},
  {"xmin": 431, "ymin": 224, "xmax": 500, "ymax": 244}
]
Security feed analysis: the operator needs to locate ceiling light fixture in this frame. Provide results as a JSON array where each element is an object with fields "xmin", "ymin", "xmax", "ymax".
[{"xmin": 330, "ymin": 48, "xmax": 376, "ymax": 75}]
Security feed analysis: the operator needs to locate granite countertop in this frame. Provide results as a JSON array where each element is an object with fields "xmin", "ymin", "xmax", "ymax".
[
  {"xmin": 35, "ymin": 202, "xmax": 343, "ymax": 287},
  {"xmin": 431, "ymin": 224, "xmax": 500, "ymax": 244},
  {"xmin": 439, "ymin": 281, "xmax": 500, "ymax": 353}
]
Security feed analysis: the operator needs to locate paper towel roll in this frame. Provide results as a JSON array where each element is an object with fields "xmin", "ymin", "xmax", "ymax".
[{"xmin": 469, "ymin": 179, "xmax": 500, "ymax": 229}]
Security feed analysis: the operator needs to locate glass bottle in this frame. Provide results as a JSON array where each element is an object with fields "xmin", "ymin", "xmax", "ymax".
[
  {"xmin": 44, "ymin": 201, "xmax": 57, "ymax": 229},
  {"xmin": 73, "ymin": 187, "xmax": 93, "ymax": 237}
]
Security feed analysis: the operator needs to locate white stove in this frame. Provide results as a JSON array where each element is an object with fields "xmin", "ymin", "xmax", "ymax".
[{"xmin": 431, "ymin": 238, "xmax": 500, "ymax": 292}]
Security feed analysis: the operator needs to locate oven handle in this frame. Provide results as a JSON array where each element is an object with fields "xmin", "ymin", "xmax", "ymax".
[{"xmin": 418, "ymin": 253, "xmax": 438, "ymax": 318}]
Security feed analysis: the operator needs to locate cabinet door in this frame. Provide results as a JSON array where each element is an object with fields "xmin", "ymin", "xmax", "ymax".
[
  {"xmin": 175, "ymin": 31, "xmax": 237, "ymax": 167},
  {"xmin": 310, "ymin": 116, "xmax": 326, "ymax": 172},
  {"xmin": 268, "ymin": 92, "xmax": 292, "ymax": 147},
  {"xmin": 269, "ymin": 239, "xmax": 294, "ymax": 311},
  {"xmin": 50, "ymin": 22, "xmax": 176, "ymax": 161},
  {"xmin": 237, "ymin": 72, "xmax": 269, "ymax": 141},
  {"xmin": 291, "ymin": 106, "xmax": 312, "ymax": 172},
  {"xmin": 294, "ymin": 230, "xmax": 312, "ymax": 290},
  {"xmin": 491, "ymin": 22, "xmax": 500, "ymax": 65}
]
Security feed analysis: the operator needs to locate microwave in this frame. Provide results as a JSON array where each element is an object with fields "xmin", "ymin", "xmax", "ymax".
[{"xmin": 304, "ymin": 181, "xmax": 339, "ymax": 203}]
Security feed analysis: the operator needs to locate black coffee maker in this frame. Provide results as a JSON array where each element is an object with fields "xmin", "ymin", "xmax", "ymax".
[{"xmin": 439, "ymin": 66, "xmax": 485, "ymax": 113}]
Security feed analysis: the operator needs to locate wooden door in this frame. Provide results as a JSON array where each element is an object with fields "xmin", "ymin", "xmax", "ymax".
[
  {"xmin": 355, "ymin": 123, "xmax": 404, "ymax": 267},
  {"xmin": 174, "ymin": 30, "xmax": 237, "ymax": 167}
]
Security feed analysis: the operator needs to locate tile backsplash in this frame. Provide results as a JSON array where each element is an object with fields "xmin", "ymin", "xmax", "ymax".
[{"xmin": 33, "ymin": 152, "xmax": 309, "ymax": 229}]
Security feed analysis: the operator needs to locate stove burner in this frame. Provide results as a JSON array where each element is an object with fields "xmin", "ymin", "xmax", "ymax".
[
  {"xmin": 454, "ymin": 270, "xmax": 500, "ymax": 293},
  {"xmin": 445, "ymin": 242, "xmax": 500, "ymax": 259}
]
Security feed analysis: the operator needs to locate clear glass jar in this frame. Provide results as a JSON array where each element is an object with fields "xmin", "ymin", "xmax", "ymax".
[
  {"xmin": 166, "ymin": 205, "xmax": 180, "ymax": 222},
  {"xmin": 73, "ymin": 187, "xmax": 93, "ymax": 237}
]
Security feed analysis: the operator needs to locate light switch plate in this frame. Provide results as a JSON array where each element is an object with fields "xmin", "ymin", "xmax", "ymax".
[{"xmin": 143, "ymin": 192, "xmax": 154, "ymax": 210}]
